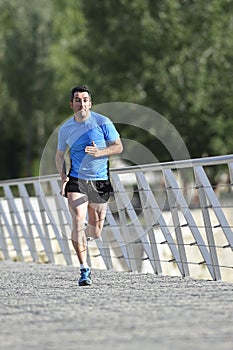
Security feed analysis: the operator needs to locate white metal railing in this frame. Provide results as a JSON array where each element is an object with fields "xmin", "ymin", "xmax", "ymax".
[{"xmin": 0, "ymin": 154, "xmax": 232, "ymax": 281}]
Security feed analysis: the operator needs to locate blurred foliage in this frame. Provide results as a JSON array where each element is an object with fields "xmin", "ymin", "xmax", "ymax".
[{"xmin": 0, "ymin": 0, "xmax": 232, "ymax": 179}]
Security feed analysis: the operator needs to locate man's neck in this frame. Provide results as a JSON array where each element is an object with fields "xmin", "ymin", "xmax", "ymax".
[{"xmin": 74, "ymin": 110, "xmax": 91, "ymax": 122}]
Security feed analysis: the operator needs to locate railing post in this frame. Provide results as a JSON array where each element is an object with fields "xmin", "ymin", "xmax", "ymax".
[
  {"xmin": 136, "ymin": 172, "xmax": 162, "ymax": 275},
  {"xmin": 194, "ymin": 166, "xmax": 221, "ymax": 280},
  {"xmin": 163, "ymin": 172, "xmax": 190, "ymax": 278}
]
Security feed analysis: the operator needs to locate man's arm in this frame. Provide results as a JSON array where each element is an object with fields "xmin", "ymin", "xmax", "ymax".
[
  {"xmin": 55, "ymin": 150, "xmax": 68, "ymax": 182},
  {"xmin": 85, "ymin": 138, "xmax": 123, "ymax": 157}
]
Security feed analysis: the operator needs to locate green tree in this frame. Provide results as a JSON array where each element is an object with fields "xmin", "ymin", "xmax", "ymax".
[
  {"xmin": 48, "ymin": 0, "xmax": 88, "ymax": 120},
  {"xmin": 0, "ymin": 0, "xmax": 55, "ymax": 178},
  {"xmin": 77, "ymin": 0, "xmax": 233, "ymax": 159},
  {"xmin": 155, "ymin": 0, "xmax": 233, "ymax": 157}
]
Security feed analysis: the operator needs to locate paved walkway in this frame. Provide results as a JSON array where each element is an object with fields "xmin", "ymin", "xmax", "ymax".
[{"xmin": 0, "ymin": 261, "xmax": 232, "ymax": 350}]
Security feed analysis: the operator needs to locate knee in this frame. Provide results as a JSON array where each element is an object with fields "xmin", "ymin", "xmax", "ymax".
[
  {"xmin": 90, "ymin": 226, "xmax": 102, "ymax": 239},
  {"xmin": 93, "ymin": 230, "xmax": 101, "ymax": 239},
  {"xmin": 72, "ymin": 216, "xmax": 86, "ymax": 229},
  {"xmin": 86, "ymin": 225, "xmax": 102, "ymax": 239}
]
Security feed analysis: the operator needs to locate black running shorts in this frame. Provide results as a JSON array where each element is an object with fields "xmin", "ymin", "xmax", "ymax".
[{"xmin": 64, "ymin": 176, "xmax": 113, "ymax": 203}]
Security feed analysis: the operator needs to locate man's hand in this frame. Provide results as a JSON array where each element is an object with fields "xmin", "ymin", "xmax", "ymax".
[
  {"xmin": 85, "ymin": 141, "xmax": 101, "ymax": 157},
  {"xmin": 85, "ymin": 138, "xmax": 123, "ymax": 157},
  {"xmin": 61, "ymin": 177, "xmax": 69, "ymax": 196}
]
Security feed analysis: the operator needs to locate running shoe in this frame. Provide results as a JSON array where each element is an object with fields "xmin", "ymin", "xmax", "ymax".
[{"xmin": 78, "ymin": 268, "xmax": 92, "ymax": 286}]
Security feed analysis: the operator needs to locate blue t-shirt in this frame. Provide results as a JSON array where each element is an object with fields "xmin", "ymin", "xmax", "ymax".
[{"xmin": 57, "ymin": 111, "xmax": 120, "ymax": 180}]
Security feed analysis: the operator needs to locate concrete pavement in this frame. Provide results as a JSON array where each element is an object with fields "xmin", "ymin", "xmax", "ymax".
[{"xmin": 0, "ymin": 261, "xmax": 232, "ymax": 350}]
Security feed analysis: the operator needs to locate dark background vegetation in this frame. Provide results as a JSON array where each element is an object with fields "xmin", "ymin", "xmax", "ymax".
[{"xmin": 0, "ymin": 0, "xmax": 232, "ymax": 179}]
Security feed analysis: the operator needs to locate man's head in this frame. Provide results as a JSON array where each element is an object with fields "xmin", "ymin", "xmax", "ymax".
[
  {"xmin": 70, "ymin": 86, "xmax": 92, "ymax": 102},
  {"xmin": 70, "ymin": 85, "xmax": 92, "ymax": 120}
]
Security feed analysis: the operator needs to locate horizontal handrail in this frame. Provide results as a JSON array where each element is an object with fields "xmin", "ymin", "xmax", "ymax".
[{"xmin": 0, "ymin": 153, "xmax": 232, "ymax": 185}]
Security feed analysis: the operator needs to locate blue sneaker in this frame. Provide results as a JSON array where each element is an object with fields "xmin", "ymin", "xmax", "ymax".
[{"xmin": 79, "ymin": 268, "xmax": 92, "ymax": 286}]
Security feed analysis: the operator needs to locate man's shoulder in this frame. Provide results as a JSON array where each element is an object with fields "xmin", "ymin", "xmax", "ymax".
[
  {"xmin": 59, "ymin": 116, "xmax": 75, "ymax": 130},
  {"xmin": 91, "ymin": 111, "xmax": 111, "ymax": 124}
]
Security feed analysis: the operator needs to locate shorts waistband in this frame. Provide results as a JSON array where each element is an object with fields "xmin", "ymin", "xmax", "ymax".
[{"xmin": 69, "ymin": 176, "xmax": 95, "ymax": 183}]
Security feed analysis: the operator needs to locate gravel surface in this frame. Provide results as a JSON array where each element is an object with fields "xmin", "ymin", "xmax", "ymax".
[{"xmin": 0, "ymin": 261, "xmax": 232, "ymax": 350}]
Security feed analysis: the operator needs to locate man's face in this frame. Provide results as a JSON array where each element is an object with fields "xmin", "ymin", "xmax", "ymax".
[{"xmin": 70, "ymin": 91, "xmax": 92, "ymax": 119}]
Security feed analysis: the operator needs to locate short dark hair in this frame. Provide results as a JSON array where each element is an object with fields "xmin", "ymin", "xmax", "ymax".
[{"xmin": 70, "ymin": 85, "xmax": 92, "ymax": 101}]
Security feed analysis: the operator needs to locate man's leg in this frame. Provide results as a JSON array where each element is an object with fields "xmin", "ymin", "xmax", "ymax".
[
  {"xmin": 67, "ymin": 192, "xmax": 89, "ymax": 265},
  {"xmin": 86, "ymin": 202, "xmax": 108, "ymax": 239},
  {"xmin": 67, "ymin": 192, "xmax": 92, "ymax": 286}
]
